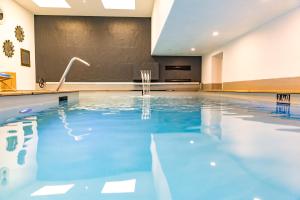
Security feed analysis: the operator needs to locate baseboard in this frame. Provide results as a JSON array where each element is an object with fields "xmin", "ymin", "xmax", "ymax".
[
  {"xmin": 202, "ymin": 76, "xmax": 300, "ymax": 93},
  {"xmin": 202, "ymin": 83, "xmax": 222, "ymax": 91}
]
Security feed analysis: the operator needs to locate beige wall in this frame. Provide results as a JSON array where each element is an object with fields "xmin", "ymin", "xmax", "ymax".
[
  {"xmin": 0, "ymin": 0, "xmax": 35, "ymax": 90},
  {"xmin": 202, "ymin": 7, "xmax": 300, "ymax": 86}
]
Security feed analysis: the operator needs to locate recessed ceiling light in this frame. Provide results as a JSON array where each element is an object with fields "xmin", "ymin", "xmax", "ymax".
[
  {"xmin": 190, "ymin": 48, "xmax": 196, "ymax": 52},
  {"xmin": 212, "ymin": 31, "xmax": 219, "ymax": 37},
  {"xmin": 101, "ymin": 0, "xmax": 135, "ymax": 10},
  {"xmin": 32, "ymin": 0, "xmax": 71, "ymax": 8}
]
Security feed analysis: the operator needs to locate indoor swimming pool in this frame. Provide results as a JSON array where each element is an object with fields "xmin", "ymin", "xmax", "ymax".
[{"xmin": 1, "ymin": 92, "xmax": 300, "ymax": 200}]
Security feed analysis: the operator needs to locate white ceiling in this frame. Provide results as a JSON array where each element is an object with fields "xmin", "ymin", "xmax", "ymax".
[
  {"xmin": 14, "ymin": 0, "xmax": 154, "ymax": 17},
  {"xmin": 14, "ymin": 0, "xmax": 300, "ymax": 56},
  {"xmin": 152, "ymin": 0, "xmax": 300, "ymax": 56}
]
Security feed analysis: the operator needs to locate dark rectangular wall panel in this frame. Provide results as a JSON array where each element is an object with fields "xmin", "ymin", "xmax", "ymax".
[
  {"xmin": 153, "ymin": 56, "xmax": 201, "ymax": 82},
  {"xmin": 165, "ymin": 66, "xmax": 191, "ymax": 71},
  {"xmin": 165, "ymin": 79, "xmax": 192, "ymax": 82}
]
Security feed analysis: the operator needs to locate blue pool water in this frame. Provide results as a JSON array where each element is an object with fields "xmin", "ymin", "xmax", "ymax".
[{"xmin": 1, "ymin": 92, "xmax": 300, "ymax": 200}]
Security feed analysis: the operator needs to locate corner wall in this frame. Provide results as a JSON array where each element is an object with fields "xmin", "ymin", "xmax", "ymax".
[
  {"xmin": 151, "ymin": 0, "xmax": 174, "ymax": 53},
  {"xmin": 202, "ymin": 7, "xmax": 300, "ymax": 92},
  {"xmin": 0, "ymin": 0, "xmax": 35, "ymax": 90}
]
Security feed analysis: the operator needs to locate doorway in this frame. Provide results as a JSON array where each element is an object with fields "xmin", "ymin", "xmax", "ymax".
[{"xmin": 211, "ymin": 52, "xmax": 223, "ymax": 90}]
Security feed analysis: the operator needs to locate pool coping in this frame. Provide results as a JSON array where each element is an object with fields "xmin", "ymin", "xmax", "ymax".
[{"xmin": 0, "ymin": 90, "xmax": 79, "ymax": 97}]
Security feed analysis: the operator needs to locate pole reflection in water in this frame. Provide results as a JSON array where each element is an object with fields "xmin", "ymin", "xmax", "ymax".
[
  {"xmin": 201, "ymin": 105, "xmax": 223, "ymax": 140},
  {"xmin": 141, "ymin": 96, "xmax": 151, "ymax": 120},
  {"xmin": 58, "ymin": 106, "xmax": 90, "ymax": 141}
]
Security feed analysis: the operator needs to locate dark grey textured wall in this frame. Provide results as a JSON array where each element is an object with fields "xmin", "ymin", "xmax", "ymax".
[{"xmin": 35, "ymin": 16, "xmax": 201, "ymax": 82}]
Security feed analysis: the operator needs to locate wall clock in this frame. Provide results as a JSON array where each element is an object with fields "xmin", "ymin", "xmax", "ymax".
[
  {"xmin": 15, "ymin": 26, "xmax": 25, "ymax": 42},
  {"xmin": 3, "ymin": 40, "xmax": 14, "ymax": 58}
]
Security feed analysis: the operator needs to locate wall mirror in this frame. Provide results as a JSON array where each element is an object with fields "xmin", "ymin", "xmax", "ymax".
[{"xmin": 21, "ymin": 48, "xmax": 30, "ymax": 67}]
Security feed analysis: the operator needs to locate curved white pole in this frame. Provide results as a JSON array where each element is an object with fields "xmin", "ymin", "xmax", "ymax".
[{"xmin": 56, "ymin": 57, "xmax": 90, "ymax": 91}]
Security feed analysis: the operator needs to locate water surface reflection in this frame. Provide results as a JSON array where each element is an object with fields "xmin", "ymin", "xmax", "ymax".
[{"xmin": 0, "ymin": 93, "xmax": 300, "ymax": 199}]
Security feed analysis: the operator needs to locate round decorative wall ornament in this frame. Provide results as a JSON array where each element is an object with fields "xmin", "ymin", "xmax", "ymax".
[
  {"xmin": 15, "ymin": 25, "xmax": 25, "ymax": 42},
  {"xmin": 3, "ymin": 40, "xmax": 14, "ymax": 58},
  {"xmin": 0, "ymin": 9, "xmax": 3, "ymax": 25}
]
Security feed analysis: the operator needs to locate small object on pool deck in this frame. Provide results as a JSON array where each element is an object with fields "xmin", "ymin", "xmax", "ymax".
[
  {"xmin": 276, "ymin": 93, "xmax": 291, "ymax": 105},
  {"xmin": 19, "ymin": 108, "xmax": 32, "ymax": 114},
  {"xmin": 0, "ymin": 72, "xmax": 11, "ymax": 78},
  {"xmin": 56, "ymin": 57, "xmax": 90, "ymax": 91},
  {"xmin": 38, "ymin": 78, "xmax": 46, "ymax": 88}
]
